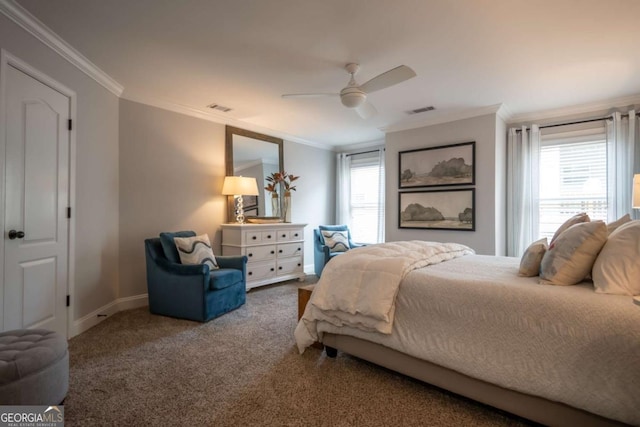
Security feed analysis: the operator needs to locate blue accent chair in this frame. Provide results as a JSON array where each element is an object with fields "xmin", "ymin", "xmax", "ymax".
[
  {"xmin": 144, "ymin": 231, "xmax": 247, "ymax": 322},
  {"xmin": 313, "ymin": 225, "xmax": 364, "ymax": 277}
]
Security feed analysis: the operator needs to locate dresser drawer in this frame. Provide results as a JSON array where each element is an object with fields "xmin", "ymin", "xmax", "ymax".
[
  {"xmin": 246, "ymin": 262, "xmax": 276, "ymax": 281},
  {"xmin": 245, "ymin": 245, "xmax": 276, "ymax": 262},
  {"xmin": 277, "ymin": 242, "xmax": 303, "ymax": 258},
  {"xmin": 277, "ymin": 228, "xmax": 304, "ymax": 242},
  {"xmin": 277, "ymin": 257, "xmax": 303, "ymax": 275},
  {"xmin": 245, "ymin": 231, "xmax": 263, "ymax": 244}
]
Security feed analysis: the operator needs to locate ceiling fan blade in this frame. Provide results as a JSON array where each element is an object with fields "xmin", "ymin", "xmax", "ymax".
[
  {"xmin": 281, "ymin": 93, "xmax": 338, "ymax": 98},
  {"xmin": 355, "ymin": 101, "xmax": 377, "ymax": 119},
  {"xmin": 359, "ymin": 65, "xmax": 416, "ymax": 94}
]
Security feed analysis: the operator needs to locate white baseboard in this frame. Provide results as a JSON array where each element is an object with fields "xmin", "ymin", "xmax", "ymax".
[
  {"xmin": 304, "ymin": 263, "xmax": 316, "ymax": 276},
  {"xmin": 71, "ymin": 294, "xmax": 148, "ymax": 337}
]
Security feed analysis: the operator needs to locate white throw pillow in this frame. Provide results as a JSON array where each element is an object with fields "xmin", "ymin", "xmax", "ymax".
[
  {"xmin": 550, "ymin": 212, "xmax": 590, "ymax": 244},
  {"xmin": 540, "ymin": 221, "xmax": 607, "ymax": 286},
  {"xmin": 174, "ymin": 234, "xmax": 219, "ymax": 270},
  {"xmin": 593, "ymin": 220, "xmax": 640, "ymax": 295},
  {"xmin": 321, "ymin": 230, "xmax": 350, "ymax": 253},
  {"xmin": 607, "ymin": 213, "xmax": 631, "ymax": 235},
  {"xmin": 518, "ymin": 238, "xmax": 548, "ymax": 277}
]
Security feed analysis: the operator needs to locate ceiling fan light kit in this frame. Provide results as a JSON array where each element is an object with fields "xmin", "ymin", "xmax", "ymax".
[
  {"xmin": 340, "ymin": 87, "xmax": 366, "ymax": 108},
  {"xmin": 282, "ymin": 62, "xmax": 416, "ymax": 118}
]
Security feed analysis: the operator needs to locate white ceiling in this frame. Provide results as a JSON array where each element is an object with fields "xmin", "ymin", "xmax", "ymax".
[{"xmin": 14, "ymin": 0, "xmax": 640, "ymax": 147}]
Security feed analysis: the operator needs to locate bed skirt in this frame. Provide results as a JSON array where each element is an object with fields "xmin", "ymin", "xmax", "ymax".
[{"xmin": 322, "ymin": 333, "xmax": 627, "ymax": 427}]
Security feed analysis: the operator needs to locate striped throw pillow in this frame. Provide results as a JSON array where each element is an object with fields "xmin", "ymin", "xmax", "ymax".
[
  {"xmin": 174, "ymin": 234, "xmax": 219, "ymax": 270},
  {"xmin": 321, "ymin": 230, "xmax": 350, "ymax": 253}
]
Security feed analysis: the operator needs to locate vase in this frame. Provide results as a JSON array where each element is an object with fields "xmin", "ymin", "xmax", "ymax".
[
  {"xmin": 282, "ymin": 192, "xmax": 291, "ymax": 222},
  {"xmin": 271, "ymin": 194, "xmax": 280, "ymax": 218}
]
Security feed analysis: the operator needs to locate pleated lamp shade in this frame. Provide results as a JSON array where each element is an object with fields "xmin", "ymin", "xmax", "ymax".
[{"xmin": 222, "ymin": 176, "xmax": 259, "ymax": 196}]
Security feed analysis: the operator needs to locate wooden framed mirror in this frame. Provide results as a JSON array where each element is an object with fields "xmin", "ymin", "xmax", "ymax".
[{"xmin": 225, "ymin": 126, "xmax": 284, "ymax": 222}]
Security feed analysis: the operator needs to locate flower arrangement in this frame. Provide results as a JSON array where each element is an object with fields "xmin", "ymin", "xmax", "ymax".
[{"xmin": 265, "ymin": 171, "xmax": 299, "ymax": 197}]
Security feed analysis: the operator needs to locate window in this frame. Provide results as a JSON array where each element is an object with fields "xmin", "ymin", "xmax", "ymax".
[
  {"xmin": 337, "ymin": 150, "xmax": 385, "ymax": 244},
  {"xmin": 538, "ymin": 129, "xmax": 607, "ymax": 239}
]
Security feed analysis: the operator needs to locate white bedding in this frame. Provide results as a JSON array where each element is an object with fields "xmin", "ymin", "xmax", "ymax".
[
  {"xmin": 295, "ymin": 241, "xmax": 473, "ymax": 347},
  {"xmin": 297, "ymin": 254, "xmax": 640, "ymax": 425}
]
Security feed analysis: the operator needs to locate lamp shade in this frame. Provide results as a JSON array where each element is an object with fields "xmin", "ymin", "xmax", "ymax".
[
  {"xmin": 222, "ymin": 176, "xmax": 259, "ymax": 196},
  {"xmin": 633, "ymin": 174, "xmax": 640, "ymax": 209}
]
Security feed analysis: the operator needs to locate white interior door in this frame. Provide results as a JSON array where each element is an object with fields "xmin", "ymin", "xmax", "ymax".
[{"xmin": 3, "ymin": 63, "xmax": 69, "ymax": 336}]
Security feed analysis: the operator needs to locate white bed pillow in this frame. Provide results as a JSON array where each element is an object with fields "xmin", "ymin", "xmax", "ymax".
[
  {"xmin": 607, "ymin": 213, "xmax": 631, "ymax": 235},
  {"xmin": 540, "ymin": 221, "xmax": 607, "ymax": 286},
  {"xmin": 174, "ymin": 234, "xmax": 219, "ymax": 270},
  {"xmin": 518, "ymin": 238, "xmax": 548, "ymax": 277},
  {"xmin": 593, "ymin": 220, "xmax": 640, "ymax": 295},
  {"xmin": 550, "ymin": 212, "xmax": 590, "ymax": 244}
]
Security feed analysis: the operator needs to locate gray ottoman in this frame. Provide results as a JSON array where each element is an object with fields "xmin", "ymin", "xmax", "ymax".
[{"xmin": 0, "ymin": 329, "xmax": 69, "ymax": 405}]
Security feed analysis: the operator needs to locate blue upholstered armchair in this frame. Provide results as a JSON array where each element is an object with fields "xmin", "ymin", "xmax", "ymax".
[
  {"xmin": 144, "ymin": 231, "xmax": 247, "ymax": 322},
  {"xmin": 313, "ymin": 225, "xmax": 364, "ymax": 277}
]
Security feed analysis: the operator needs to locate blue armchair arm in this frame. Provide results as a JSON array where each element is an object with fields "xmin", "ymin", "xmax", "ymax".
[{"xmin": 216, "ymin": 255, "xmax": 248, "ymax": 272}]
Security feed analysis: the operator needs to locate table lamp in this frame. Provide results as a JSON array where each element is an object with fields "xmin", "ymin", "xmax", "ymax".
[{"xmin": 222, "ymin": 176, "xmax": 259, "ymax": 224}]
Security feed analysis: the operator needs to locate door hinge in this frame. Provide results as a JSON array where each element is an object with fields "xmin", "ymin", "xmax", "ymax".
[
  {"xmin": 67, "ymin": 207, "xmax": 71, "ymax": 218},
  {"xmin": 66, "ymin": 295, "xmax": 70, "ymax": 307},
  {"xmin": 68, "ymin": 119, "xmax": 72, "ymax": 131}
]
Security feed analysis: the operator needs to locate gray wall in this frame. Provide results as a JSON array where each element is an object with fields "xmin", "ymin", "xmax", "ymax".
[
  {"xmin": 118, "ymin": 99, "xmax": 227, "ymax": 297},
  {"xmin": 284, "ymin": 141, "xmax": 335, "ymax": 268},
  {"xmin": 385, "ymin": 114, "xmax": 505, "ymax": 255},
  {"xmin": 0, "ymin": 14, "xmax": 120, "ymax": 321},
  {"xmin": 119, "ymin": 99, "xmax": 336, "ymax": 296}
]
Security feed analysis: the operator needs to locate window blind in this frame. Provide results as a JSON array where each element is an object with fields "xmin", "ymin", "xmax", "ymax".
[
  {"xmin": 539, "ymin": 136, "xmax": 607, "ymax": 239},
  {"xmin": 349, "ymin": 151, "xmax": 385, "ymax": 243}
]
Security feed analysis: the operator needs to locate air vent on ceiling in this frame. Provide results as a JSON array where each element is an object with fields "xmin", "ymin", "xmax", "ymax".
[
  {"xmin": 206, "ymin": 103, "xmax": 232, "ymax": 113},
  {"xmin": 407, "ymin": 106, "xmax": 435, "ymax": 115}
]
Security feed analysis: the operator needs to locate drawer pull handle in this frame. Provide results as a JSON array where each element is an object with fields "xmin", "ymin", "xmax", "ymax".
[
  {"xmin": 248, "ymin": 272, "xmax": 253, "ymax": 276},
  {"xmin": 282, "ymin": 234, "xmax": 286, "ymax": 237},
  {"xmin": 248, "ymin": 253, "xmax": 253, "ymax": 257},
  {"xmin": 270, "ymin": 250, "xmax": 275, "ymax": 254},
  {"xmin": 267, "ymin": 234, "xmax": 272, "ymax": 238},
  {"xmin": 294, "ymin": 233, "xmax": 299, "ymax": 237},
  {"xmin": 252, "ymin": 236, "xmax": 257, "ymax": 240},
  {"xmin": 270, "ymin": 268, "xmax": 275, "ymax": 272},
  {"xmin": 279, "ymin": 250, "xmax": 283, "ymax": 253},
  {"xmin": 297, "ymin": 247, "xmax": 301, "ymax": 251},
  {"xmin": 279, "ymin": 266, "xmax": 283, "ymax": 270},
  {"xmin": 297, "ymin": 263, "xmax": 301, "ymax": 267}
]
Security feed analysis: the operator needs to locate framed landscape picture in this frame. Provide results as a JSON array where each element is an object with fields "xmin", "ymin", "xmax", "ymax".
[
  {"xmin": 399, "ymin": 188, "xmax": 475, "ymax": 231},
  {"xmin": 399, "ymin": 141, "xmax": 475, "ymax": 188}
]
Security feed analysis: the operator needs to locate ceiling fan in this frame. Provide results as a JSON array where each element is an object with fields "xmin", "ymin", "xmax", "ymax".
[{"xmin": 282, "ymin": 63, "xmax": 416, "ymax": 119}]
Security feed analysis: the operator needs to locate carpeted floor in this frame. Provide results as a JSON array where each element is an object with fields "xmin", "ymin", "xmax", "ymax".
[{"xmin": 65, "ymin": 277, "xmax": 534, "ymax": 426}]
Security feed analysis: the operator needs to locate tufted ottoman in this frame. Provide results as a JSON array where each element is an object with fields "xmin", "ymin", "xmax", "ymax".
[{"xmin": 0, "ymin": 329, "xmax": 69, "ymax": 405}]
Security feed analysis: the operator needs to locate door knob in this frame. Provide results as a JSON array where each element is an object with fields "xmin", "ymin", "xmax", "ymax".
[{"xmin": 8, "ymin": 230, "xmax": 25, "ymax": 240}]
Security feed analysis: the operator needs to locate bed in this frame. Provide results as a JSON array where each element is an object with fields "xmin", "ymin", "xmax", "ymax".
[{"xmin": 295, "ymin": 240, "xmax": 640, "ymax": 427}]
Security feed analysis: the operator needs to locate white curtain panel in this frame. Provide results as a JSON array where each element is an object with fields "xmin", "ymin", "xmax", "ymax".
[
  {"xmin": 376, "ymin": 149, "xmax": 386, "ymax": 243},
  {"xmin": 335, "ymin": 153, "xmax": 351, "ymax": 225},
  {"xmin": 606, "ymin": 110, "xmax": 639, "ymax": 220},
  {"xmin": 506, "ymin": 125, "xmax": 540, "ymax": 257}
]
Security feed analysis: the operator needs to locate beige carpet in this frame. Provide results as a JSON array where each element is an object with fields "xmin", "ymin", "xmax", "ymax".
[{"xmin": 65, "ymin": 278, "xmax": 533, "ymax": 426}]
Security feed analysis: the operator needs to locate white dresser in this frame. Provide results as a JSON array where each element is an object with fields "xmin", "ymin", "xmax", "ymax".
[{"xmin": 221, "ymin": 223, "xmax": 306, "ymax": 290}]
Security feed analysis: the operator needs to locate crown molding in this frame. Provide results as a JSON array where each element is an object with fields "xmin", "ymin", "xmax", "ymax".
[
  {"xmin": 0, "ymin": 0, "xmax": 123, "ymax": 96},
  {"xmin": 508, "ymin": 94, "xmax": 640, "ymax": 124},
  {"xmin": 122, "ymin": 91, "xmax": 334, "ymax": 151},
  {"xmin": 381, "ymin": 103, "xmax": 505, "ymax": 134}
]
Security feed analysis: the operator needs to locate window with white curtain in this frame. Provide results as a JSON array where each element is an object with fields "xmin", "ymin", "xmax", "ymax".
[
  {"xmin": 341, "ymin": 150, "xmax": 385, "ymax": 244},
  {"xmin": 538, "ymin": 129, "xmax": 607, "ymax": 239}
]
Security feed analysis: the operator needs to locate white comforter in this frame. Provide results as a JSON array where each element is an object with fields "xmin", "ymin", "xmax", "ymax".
[
  {"xmin": 298, "ymin": 254, "xmax": 640, "ymax": 425},
  {"xmin": 295, "ymin": 241, "xmax": 473, "ymax": 352}
]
